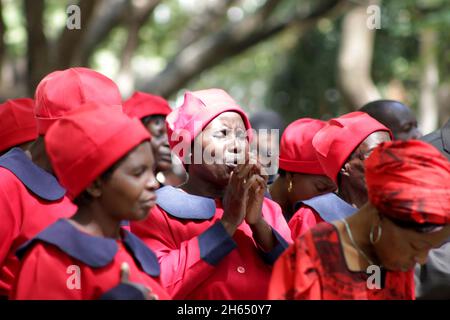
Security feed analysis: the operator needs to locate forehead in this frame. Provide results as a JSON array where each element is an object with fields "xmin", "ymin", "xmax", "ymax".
[
  {"xmin": 121, "ymin": 142, "xmax": 153, "ymax": 165},
  {"xmin": 204, "ymin": 112, "xmax": 246, "ymax": 130}
]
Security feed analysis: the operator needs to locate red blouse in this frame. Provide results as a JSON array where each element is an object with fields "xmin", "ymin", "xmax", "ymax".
[{"xmin": 269, "ymin": 222, "xmax": 415, "ymax": 300}]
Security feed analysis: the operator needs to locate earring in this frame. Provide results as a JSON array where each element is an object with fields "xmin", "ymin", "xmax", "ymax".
[
  {"xmin": 287, "ymin": 180, "xmax": 293, "ymax": 193},
  {"xmin": 369, "ymin": 223, "xmax": 382, "ymax": 244}
]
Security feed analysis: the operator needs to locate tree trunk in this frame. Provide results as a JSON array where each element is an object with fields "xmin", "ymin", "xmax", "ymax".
[
  {"xmin": 418, "ymin": 28, "xmax": 439, "ymax": 134},
  {"xmin": 117, "ymin": 0, "xmax": 160, "ymax": 97},
  {"xmin": 337, "ymin": 0, "xmax": 381, "ymax": 109},
  {"xmin": 55, "ymin": 0, "xmax": 99, "ymax": 70},
  {"xmin": 24, "ymin": 0, "xmax": 50, "ymax": 95},
  {"xmin": 74, "ymin": 0, "xmax": 128, "ymax": 66}
]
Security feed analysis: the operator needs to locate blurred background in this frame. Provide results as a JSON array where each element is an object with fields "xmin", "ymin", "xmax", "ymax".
[{"xmin": 0, "ymin": 0, "xmax": 449, "ymax": 134}]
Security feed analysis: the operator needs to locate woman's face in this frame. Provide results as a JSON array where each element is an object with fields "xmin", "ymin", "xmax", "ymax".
[
  {"xmin": 144, "ymin": 115, "xmax": 172, "ymax": 173},
  {"xmin": 374, "ymin": 218, "xmax": 450, "ymax": 271},
  {"xmin": 189, "ymin": 112, "xmax": 249, "ymax": 187},
  {"xmin": 288, "ymin": 173, "xmax": 336, "ymax": 203},
  {"xmin": 100, "ymin": 141, "xmax": 159, "ymax": 221}
]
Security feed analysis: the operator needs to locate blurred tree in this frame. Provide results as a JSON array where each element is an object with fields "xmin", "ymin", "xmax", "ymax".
[{"xmin": 0, "ymin": 0, "xmax": 346, "ymax": 99}]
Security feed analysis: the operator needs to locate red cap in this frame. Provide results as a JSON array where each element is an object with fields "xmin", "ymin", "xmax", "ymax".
[
  {"xmin": 279, "ymin": 118, "xmax": 326, "ymax": 175},
  {"xmin": 45, "ymin": 102, "xmax": 151, "ymax": 200},
  {"xmin": 166, "ymin": 88, "xmax": 252, "ymax": 163},
  {"xmin": 366, "ymin": 140, "xmax": 450, "ymax": 225},
  {"xmin": 35, "ymin": 67, "xmax": 122, "ymax": 135},
  {"xmin": 123, "ymin": 91, "xmax": 172, "ymax": 120},
  {"xmin": 0, "ymin": 98, "xmax": 37, "ymax": 153},
  {"xmin": 312, "ymin": 111, "xmax": 392, "ymax": 183}
]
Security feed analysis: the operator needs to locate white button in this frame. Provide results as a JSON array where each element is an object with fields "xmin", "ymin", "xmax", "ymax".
[{"xmin": 237, "ymin": 266, "xmax": 245, "ymax": 274}]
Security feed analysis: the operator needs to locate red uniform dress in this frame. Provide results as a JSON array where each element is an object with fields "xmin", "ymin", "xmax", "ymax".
[
  {"xmin": 269, "ymin": 222, "xmax": 415, "ymax": 300},
  {"xmin": 288, "ymin": 192, "xmax": 357, "ymax": 239},
  {"xmin": 131, "ymin": 186, "xmax": 292, "ymax": 300},
  {"xmin": 0, "ymin": 148, "xmax": 76, "ymax": 297},
  {"xmin": 11, "ymin": 219, "xmax": 170, "ymax": 300}
]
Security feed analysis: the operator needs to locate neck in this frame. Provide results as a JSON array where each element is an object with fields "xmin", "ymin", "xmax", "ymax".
[
  {"xmin": 342, "ymin": 203, "xmax": 380, "ymax": 267},
  {"xmin": 181, "ymin": 173, "xmax": 225, "ymax": 199},
  {"xmin": 269, "ymin": 177, "xmax": 292, "ymax": 217},
  {"xmin": 338, "ymin": 181, "xmax": 367, "ymax": 209},
  {"xmin": 71, "ymin": 203, "xmax": 122, "ymax": 239},
  {"xmin": 28, "ymin": 137, "xmax": 53, "ymax": 174}
]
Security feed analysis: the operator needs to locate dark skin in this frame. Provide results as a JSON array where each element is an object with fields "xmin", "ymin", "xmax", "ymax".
[
  {"xmin": 70, "ymin": 141, "xmax": 159, "ymax": 298},
  {"xmin": 270, "ymin": 172, "xmax": 336, "ymax": 221},
  {"xmin": 70, "ymin": 142, "xmax": 158, "ymax": 238},
  {"xmin": 142, "ymin": 115, "xmax": 172, "ymax": 173},
  {"xmin": 25, "ymin": 136, "xmax": 53, "ymax": 174},
  {"xmin": 334, "ymin": 203, "xmax": 450, "ymax": 272},
  {"xmin": 338, "ymin": 131, "xmax": 391, "ymax": 208},
  {"xmin": 181, "ymin": 112, "xmax": 277, "ymax": 252},
  {"xmin": 360, "ymin": 100, "xmax": 422, "ymax": 140}
]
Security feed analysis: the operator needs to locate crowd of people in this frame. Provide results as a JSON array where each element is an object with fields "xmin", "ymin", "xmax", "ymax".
[{"xmin": 0, "ymin": 67, "xmax": 449, "ymax": 300}]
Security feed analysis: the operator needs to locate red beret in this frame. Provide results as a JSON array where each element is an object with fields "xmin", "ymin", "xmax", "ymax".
[
  {"xmin": 0, "ymin": 98, "xmax": 37, "ymax": 153},
  {"xmin": 45, "ymin": 102, "xmax": 150, "ymax": 200},
  {"xmin": 312, "ymin": 111, "xmax": 392, "ymax": 183},
  {"xmin": 279, "ymin": 118, "xmax": 326, "ymax": 175},
  {"xmin": 366, "ymin": 140, "xmax": 450, "ymax": 225},
  {"xmin": 123, "ymin": 91, "xmax": 171, "ymax": 120},
  {"xmin": 166, "ymin": 89, "xmax": 252, "ymax": 163},
  {"xmin": 35, "ymin": 67, "xmax": 122, "ymax": 135}
]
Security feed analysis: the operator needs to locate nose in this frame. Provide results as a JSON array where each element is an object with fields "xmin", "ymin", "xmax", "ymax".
[{"xmin": 160, "ymin": 133, "xmax": 170, "ymax": 148}]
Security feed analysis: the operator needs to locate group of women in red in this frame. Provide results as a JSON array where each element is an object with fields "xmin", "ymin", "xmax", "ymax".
[{"xmin": 0, "ymin": 67, "xmax": 449, "ymax": 300}]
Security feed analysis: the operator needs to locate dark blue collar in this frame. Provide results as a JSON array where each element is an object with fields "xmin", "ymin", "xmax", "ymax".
[
  {"xmin": 296, "ymin": 192, "xmax": 357, "ymax": 222},
  {"xmin": 16, "ymin": 219, "xmax": 160, "ymax": 277},
  {"xmin": 0, "ymin": 148, "xmax": 65, "ymax": 201},
  {"xmin": 156, "ymin": 186, "xmax": 216, "ymax": 220}
]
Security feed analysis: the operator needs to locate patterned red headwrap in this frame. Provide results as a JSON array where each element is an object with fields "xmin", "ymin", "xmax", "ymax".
[{"xmin": 365, "ymin": 140, "xmax": 450, "ymax": 225}]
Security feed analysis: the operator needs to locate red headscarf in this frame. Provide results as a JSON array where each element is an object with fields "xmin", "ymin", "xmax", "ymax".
[
  {"xmin": 312, "ymin": 112, "xmax": 392, "ymax": 184},
  {"xmin": 45, "ymin": 102, "xmax": 150, "ymax": 200},
  {"xmin": 0, "ymin": 98, "xmax": 37, "ymax": 153},
  {"xmin": 279, "ymin": 118, "xmax": 326, "ymax": 175},
  {"xmin": 365, "ymin": 140, "xmax": 450, "ymax": 225},
  {"xmin": 166, "ymin": 88, "xmax": 252, "ymax": 163},
  {"xmin": 123, "ymin": 91, "xmax": 171, "ymax": 120}
]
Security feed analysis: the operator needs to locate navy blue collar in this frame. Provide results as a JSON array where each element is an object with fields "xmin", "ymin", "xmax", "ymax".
[
  {"xmin": 296, "ymin": 192, "xmax": 357, "ymax": 222},
  {"xmin": 0, "ymin": 148, "xmax": 65, "ymax": 201},
  {"xmin": 16, "ymin": 219, "xmax": 160, "ymax": 277},
  {"xmin": 156, "ymin": 186, "xmax": 216, "ymax": 220}
]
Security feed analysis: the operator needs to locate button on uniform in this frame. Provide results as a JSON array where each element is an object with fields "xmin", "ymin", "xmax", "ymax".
[{"xmin": 237, "ymin": 266, "xmax": 245, "ymax": 274}]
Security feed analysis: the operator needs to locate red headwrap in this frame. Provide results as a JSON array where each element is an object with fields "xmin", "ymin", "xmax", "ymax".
[
  {"xmin": 0, "ymin": 98, "xmax": 37, "ymax": 153},
  {"xmin": 45, "ymin": 102, "xmax": 150, "ymax": 200},
  {"xmin": 166, "ymin": 88, "xmax": 252, "ymax": 163},
  {"xmin": 279, "ymin": 118, "xmax": 326, "ymax": 175},
  {"xmin": 312, "ymin": 111, "xmax": 392, "ymax": 183},
  {"xmin": 365, "ymin": 140, "xmax": 450, "ymax": 225},
  {"xmin": 123, "ymin": 91, "xmax": 172, "ymax": 120},
  {"xmin": 35, "ymin": 67, "xmax": 122, "ymax": 135}
]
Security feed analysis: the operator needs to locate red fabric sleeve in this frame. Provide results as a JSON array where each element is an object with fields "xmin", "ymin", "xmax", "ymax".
[
  {"xmin": 11, "ymin": 243, "xmax": 83, "ymax": 300},
  {"xmin": 130, "ymin": 206, "xmax": 217, "ymax": 299},
  {"xmin": 288, "ymin": 206, "xmax": 323, "ymax": 240},
  {"xmin": 262, "ymin": 199, "xmax": 293, "ymax": 244},
  {"xmin": 268, "ymin": 235, "xmax": 322, "ymax": 300}
]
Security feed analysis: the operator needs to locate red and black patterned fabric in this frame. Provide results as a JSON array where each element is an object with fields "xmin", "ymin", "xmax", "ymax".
[{"xmin": 268, "ymin": 223, "xmax": 415, "ymax": 300}]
